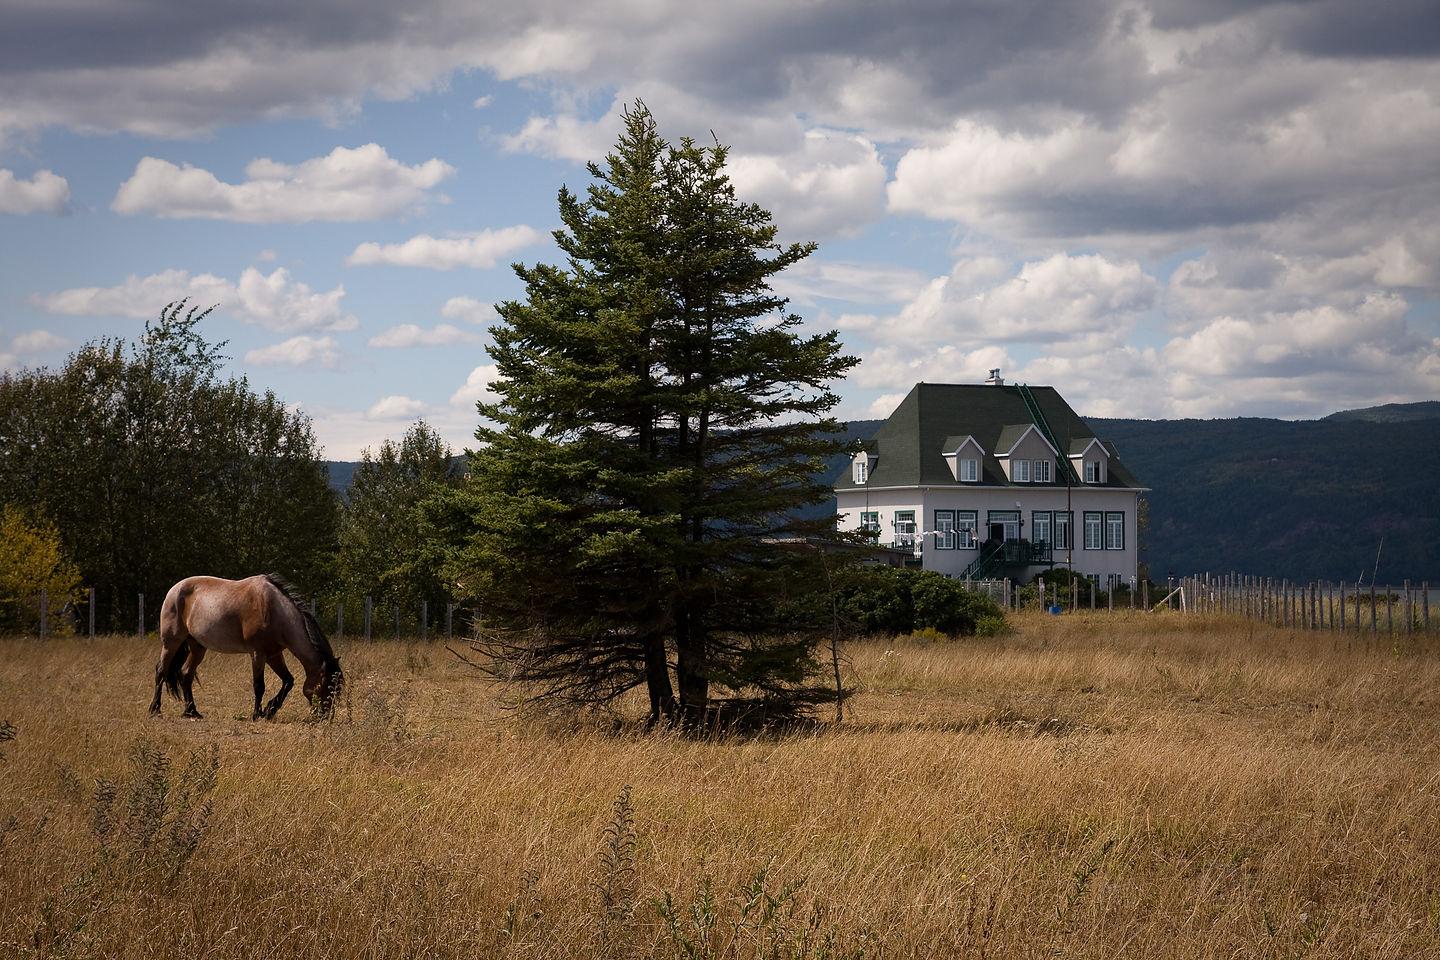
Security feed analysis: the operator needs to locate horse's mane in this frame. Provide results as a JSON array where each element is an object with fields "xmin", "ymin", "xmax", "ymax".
[{"xmin": 263, "ymin": 573, "xmax": 340, "ymax": 667}]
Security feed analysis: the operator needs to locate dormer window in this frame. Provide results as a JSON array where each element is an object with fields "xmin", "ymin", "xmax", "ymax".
[
  {"xmin": 852, "ymin": 450, "xmax": 876, "ymax": 484},
  {"xmin": 1069, "ymin": 438, "xmax": 1109, "ymax": 484},
  {"xmin": 1013, "ymin": 459, "xmax": 1030, "ymax": 483},
  {"xmin": 1034, "ymin": 459, "xmax": 1052, "ymax": 483},
  {"xmin": 944, "ymin": 436, "xmax": 985, "ymax": 483}
]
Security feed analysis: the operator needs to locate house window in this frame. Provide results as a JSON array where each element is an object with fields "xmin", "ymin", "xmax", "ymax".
[
  {"xmin": 960, "ymin": 458, "xmax": 978, "ymax": 482},
  {"xmin": 1084, "ymin": 460, "xmax": 1103, "ymax": 483},
  {"xmin": 1013, "ymin": 459, "xmax": 1030, "ymax": 483},
  {"xmin": 1034, "ymin": 459, "xmax": 1052, "ymax": 483},
  {"xmin": 934, "ymin": 510, "xmax": 956, "ymax": 550},
  {"xmin": 1053, "ymin": 511, "xmax": 1072, "ymax": 551},
  {"xmin": 957, "ymin": 511, "xmax": 978, "ymax": 548},
  {"xmin": 853, "ymin": 459, "xmax": 867, "ymax": 484},
  {"xmin": 894, "ymin": 510, "xmax": 916, "ymax": 549},
  {"xmin": 1032, "ymin": 512, "xmax": 1052, "ymax": 547},
  {"xmin": 1105, "ymin": 512, "xmax": 1125, "ymax": 550},
  {"xmin": 860, "ymin": 511, "xmax": 880, "ymax": 539},
  {"xmin": 1083, "ymin": 512, "xmax": 1103, "ymax": 550}
]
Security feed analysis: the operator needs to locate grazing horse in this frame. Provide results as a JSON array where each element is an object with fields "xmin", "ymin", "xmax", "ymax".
[{"xmin": 150, "ymin": 574, "xmax": 343, "ymax": 720}]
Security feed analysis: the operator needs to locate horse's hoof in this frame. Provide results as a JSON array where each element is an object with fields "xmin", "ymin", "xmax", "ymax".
[{"xmin": 183, "ymin": 711, "xmax": 203, "ymax": 720}]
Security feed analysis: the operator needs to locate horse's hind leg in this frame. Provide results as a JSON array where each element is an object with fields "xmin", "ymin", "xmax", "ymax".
[
  {"xmin": 179, "ymin": 644, "xmax": 207, "ymax": 719},
  {"xmin": 150, "ymin": 636, "xmax": 185, "ymax": 717},
  {"xmin": 261, "ymin": 654, "xmax": 293, "ymax": 719}
]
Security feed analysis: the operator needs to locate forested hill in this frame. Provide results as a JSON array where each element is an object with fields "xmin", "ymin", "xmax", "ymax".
[
  {"xmin": 1087, "ymin": 410, "xmax": 1440, "ymax": 584},
  {"xmin": 329, "ymin": 403, "xmax": 1439, "ymax": 584}
]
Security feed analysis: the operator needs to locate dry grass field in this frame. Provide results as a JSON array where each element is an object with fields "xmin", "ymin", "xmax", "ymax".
[{"xmin": 1, "ymin": 612, "xmax": 1438, "ymax": 959}]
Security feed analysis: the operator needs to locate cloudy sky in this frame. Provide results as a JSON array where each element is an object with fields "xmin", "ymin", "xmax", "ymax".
[{"xmin": 2, "ymin": 0, "xmax": 1437, "ymax": 460}]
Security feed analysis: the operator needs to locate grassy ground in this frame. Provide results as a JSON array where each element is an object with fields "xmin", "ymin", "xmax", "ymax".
[{"xmin": 1, "ymin": 612, "xmax": 1437, "ymax": 959}]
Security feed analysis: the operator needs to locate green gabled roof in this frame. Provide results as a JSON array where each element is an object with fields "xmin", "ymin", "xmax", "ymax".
[
  {"xmin": 941, "ymin": 434, "xmax": 981, "ymax": 455},
  {"xmin": 834, "ymin": 382, "xmax": 1144, "ymax": 491}
]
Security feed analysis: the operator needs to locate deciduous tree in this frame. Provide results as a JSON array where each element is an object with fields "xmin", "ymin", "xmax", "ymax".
[
  {"xmin": 337, "ymin": 420, "xmax": 464, "ymax": 612},
  {"xmin": 0, "ymin": 507, "xmax": 81, "ymax": 634},
  {"xmin": 0, "ymin": 301, "xmax": 337, "ymax": 627}
]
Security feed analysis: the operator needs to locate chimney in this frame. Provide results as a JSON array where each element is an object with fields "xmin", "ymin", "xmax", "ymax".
[{"xmin": 985, "ymin": 368, "xmax": 1004, "ymax": 386}]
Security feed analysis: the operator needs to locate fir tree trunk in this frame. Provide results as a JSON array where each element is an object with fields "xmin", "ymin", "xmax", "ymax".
[
  {"xmin": 674, "ymin": 600, "xmax": 709, "ymax": 728},
  {"xmin": 644, "ymin": 632, "xmax": 677, "ymax": 725}
]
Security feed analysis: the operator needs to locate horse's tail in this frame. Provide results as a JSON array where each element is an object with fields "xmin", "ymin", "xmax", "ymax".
[{"xmin": 164, "ymin": 637, "xmax": 190, "ymax": 700}]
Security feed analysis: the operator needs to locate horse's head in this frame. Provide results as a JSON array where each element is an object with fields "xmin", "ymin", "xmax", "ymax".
[{"xmin": 313, "ymin": 656, "xmax": 344, "ymax": 718}]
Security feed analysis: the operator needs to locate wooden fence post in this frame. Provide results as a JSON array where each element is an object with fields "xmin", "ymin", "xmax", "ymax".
[
  {"xmin": 336, "ymin": 601, "xmax": 344, "ymax": 640},
  {"xmin": 138, "ymin": 593, "xmax": 145, "ymax": 639},
  {"xmin": 421, "ymin": 601, "xmax": 428, "ymax": 641},
  {"xmin": 446, "ymin": 603, "xmax": 454, "ymax": 640},
  {"xmin": 89, "ymin": 587, "xmax": 96, "ymax": 640},
  {"xmin": 393, "ymin": 605, "xmax": 400, "ymax": 641},
  {"xmin": 364, "ymin": 596, "xmax": 372, "ymax": 642},
  {"xmin": 40, "ymin": 587, "xmax": 48, "ymax": 641}
]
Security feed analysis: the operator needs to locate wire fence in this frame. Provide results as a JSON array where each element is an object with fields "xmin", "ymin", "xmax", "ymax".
[
  {"xmin": 13, "ymin": 587, "xmax": 475, "ymax": 643},
  {"xmin": 9, "ymin": 573, "xmax": 1436, "ymax": 639},
  {"xmin": 960, "ymin": 572, "xmax": 1434, "ymax": 637}
]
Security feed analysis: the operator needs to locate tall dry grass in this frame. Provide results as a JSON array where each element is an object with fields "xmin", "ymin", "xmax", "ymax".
[{"xmin": 1, "ymin": 612, "xmax": 1437, "ymax": 959}]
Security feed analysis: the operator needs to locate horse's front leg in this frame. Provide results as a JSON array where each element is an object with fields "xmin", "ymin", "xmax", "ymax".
[
  {"xmin": 262, "ymin": 654, "xmax": 293, "ymax": 719},
  {"xmin": 250, "ymin": 651, "xmax": 266, "ymax": 720},
  {"xmin": 179, "ymin": 644, "xmax": 207, "ymax": 719}
]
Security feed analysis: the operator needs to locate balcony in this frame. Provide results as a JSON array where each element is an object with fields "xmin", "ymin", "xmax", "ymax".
[{"xmin": 961, "ymin": 538, "xmax": 1054, "ymax": 580}]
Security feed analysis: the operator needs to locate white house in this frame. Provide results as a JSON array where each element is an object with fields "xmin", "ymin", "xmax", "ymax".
[{"xmin": 835, "ymin": 377, "xmax": 1148, "ymax": 588}]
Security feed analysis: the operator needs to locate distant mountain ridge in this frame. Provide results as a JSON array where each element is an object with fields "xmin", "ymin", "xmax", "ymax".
[
  {"xmin": 328, "ymin": 402, "xmax": 1440, "ymax": 584},
  {"xmin": 1322, "ymin": 401, "xmax": 1440, "ymax": 423}
]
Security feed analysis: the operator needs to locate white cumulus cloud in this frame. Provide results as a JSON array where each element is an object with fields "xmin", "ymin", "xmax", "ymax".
[
  {"xmin": 346, "ymin": 226, "xmax": 546, "ymax": 270},
  {"xmin": 367, "ymin": 395, "xmax": 427, "ymax": 419},
  {"xmin": 11, "ymin": 330, "xmax": 70, "ymax": 353},
  {"xmin": 450, "ymin": 364, "xmax": 502, "ymax": 410},
  {"xmin": 111, "ymin": 144, "xmax": 454, "ymax": 223},
  {"xmin": 440, "ymin": 296, "xmax": 498, "ymax": 325},
  {"xmin": 728, "ymin": 129, "xmax": 888, "ymax": 241},
  {"xmin": 845, "ymin": 253, "xmax": 1158, "ymax": 350},
  {"xmin": 244, "ymin": 335, "xmax": 343, "ymax": 370},
  {"xmin": 0, "ymin": 169, "xmax": 70, "ymax": 215},
  {"xmin": 367, "ymin": 323, "xmax": 486, "ymax": 348},
  {"xmin": 31, "ymin": 267, "xmax": 355, "ymax": 332}
]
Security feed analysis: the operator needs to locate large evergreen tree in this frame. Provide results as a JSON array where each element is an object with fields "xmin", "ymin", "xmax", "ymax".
[{"xmin": 434, "ymin": 103, "xmax": 858, "ymax": 726}]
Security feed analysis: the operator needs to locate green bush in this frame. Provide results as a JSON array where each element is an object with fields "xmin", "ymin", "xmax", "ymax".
[{"xmin": 836, "ymin": 566, "xmax": 1006, "ymax": 638}]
